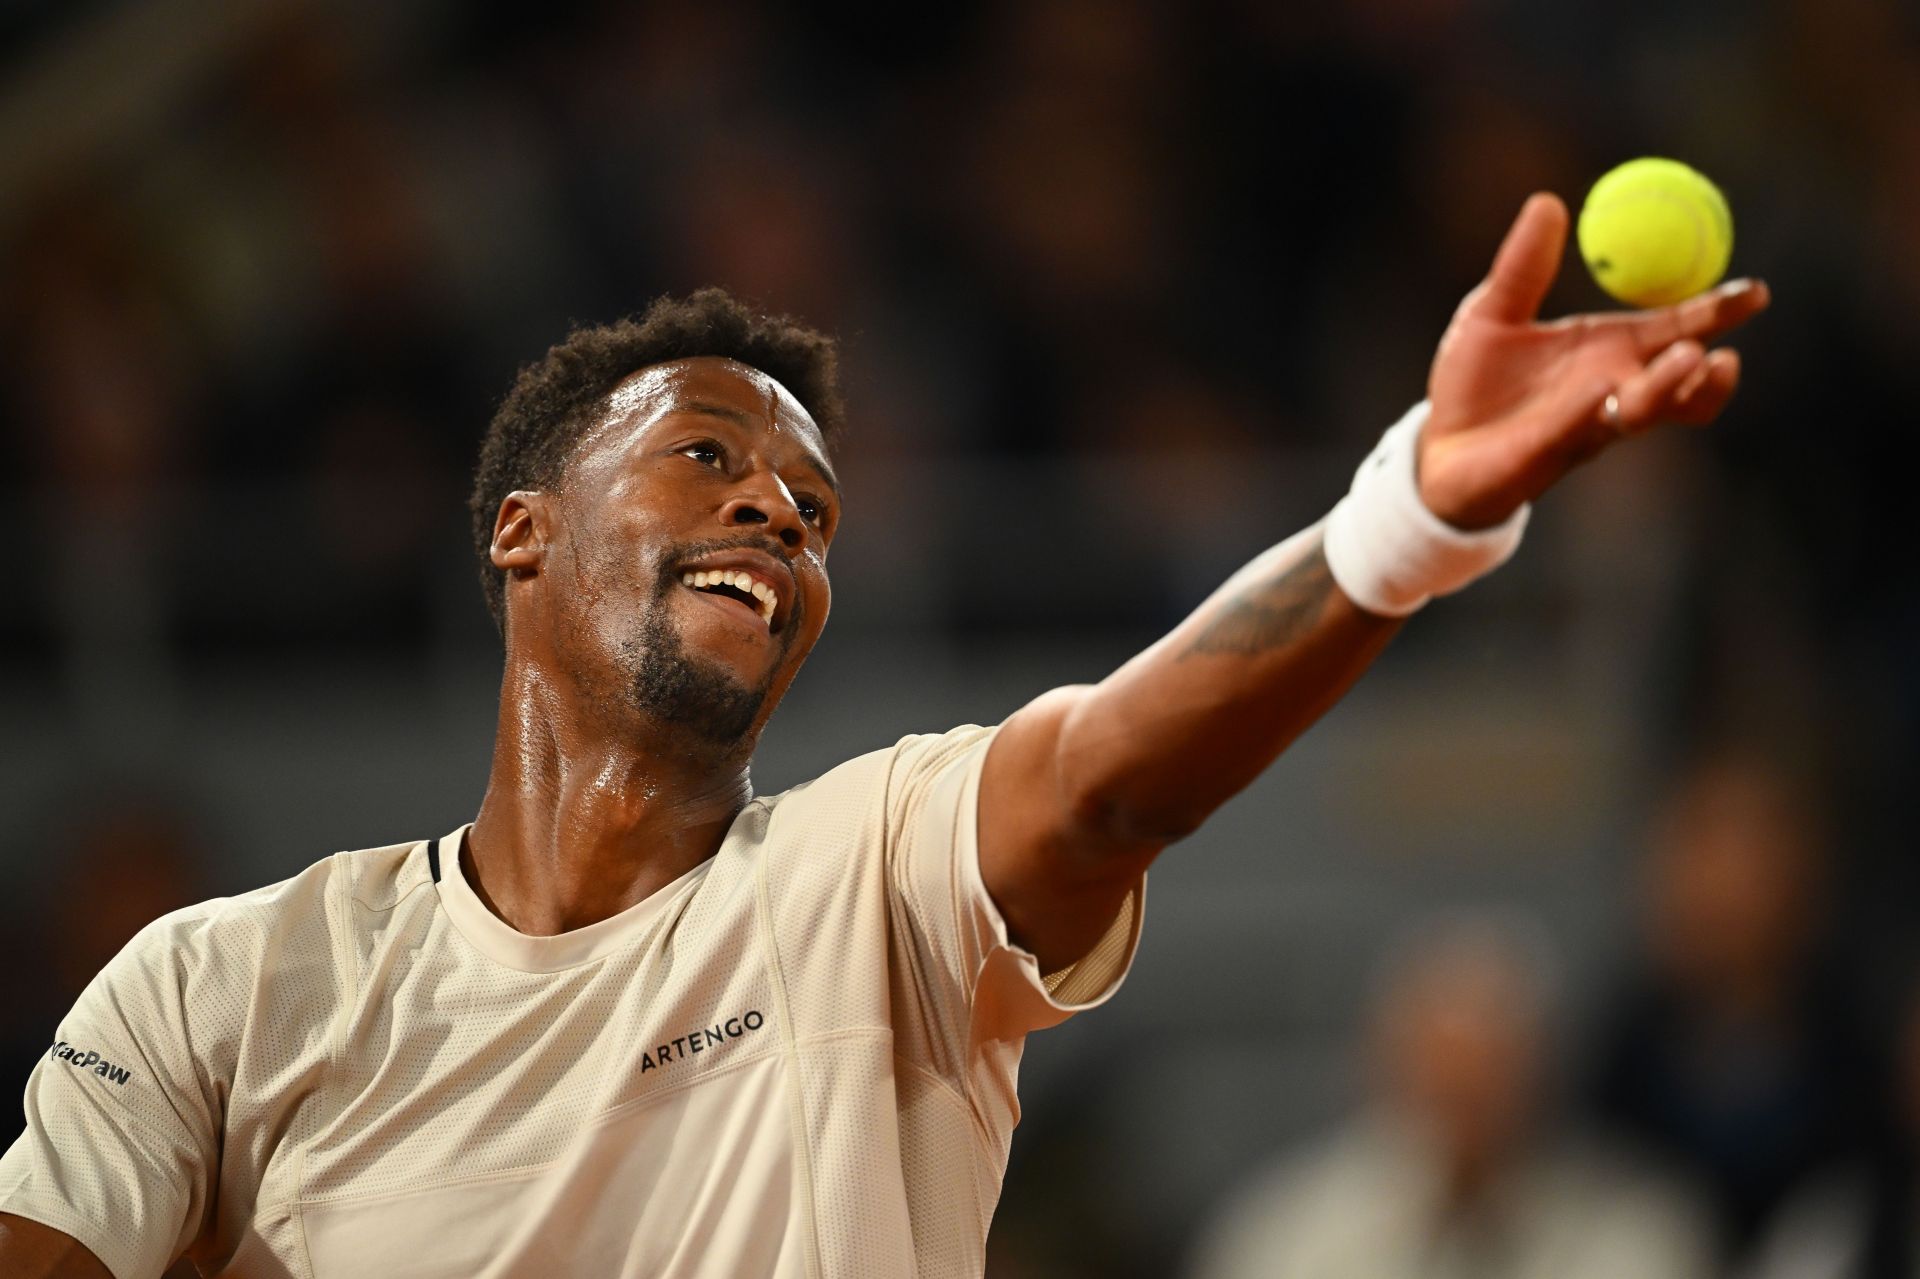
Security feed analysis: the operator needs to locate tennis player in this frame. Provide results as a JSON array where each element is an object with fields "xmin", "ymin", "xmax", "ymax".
[{"xmin": 0, "ymin": 194, "xmax": 1766, "ymax": 1277}]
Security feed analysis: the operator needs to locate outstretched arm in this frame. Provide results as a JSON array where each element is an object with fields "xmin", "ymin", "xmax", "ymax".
[{"xmin": 979, "ymin": 193, "xmax": 1770, "ymax": 972}]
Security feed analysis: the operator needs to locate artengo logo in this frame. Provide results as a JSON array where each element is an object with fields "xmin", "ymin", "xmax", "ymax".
[
  {"xmin": 638, "ymin": 1010, "xmax": 765, "ymax": 1074},
  {"xmin": 49, "ymin": 1041, "xmax": 134, "ymax": 1086}
]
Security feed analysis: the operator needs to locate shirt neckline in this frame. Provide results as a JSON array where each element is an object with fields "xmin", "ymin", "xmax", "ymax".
[{"xmin": 431, "ymin": 824, "xmax": 713, "ymax": 973}]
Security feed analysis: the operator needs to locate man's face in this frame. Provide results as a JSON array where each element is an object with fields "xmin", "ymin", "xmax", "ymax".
[{"xmin": 508, "ymin": 356, "xmax": 839, "ymax": 759}]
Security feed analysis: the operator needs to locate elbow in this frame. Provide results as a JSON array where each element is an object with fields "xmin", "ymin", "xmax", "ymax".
[
  {"xmin": 1062, "ymin": 778, "xmax": 1205, "ymax": 851},
  {"xmin": 1052, "ymin": 688, "xmax": 1205, "ymax": 853}
]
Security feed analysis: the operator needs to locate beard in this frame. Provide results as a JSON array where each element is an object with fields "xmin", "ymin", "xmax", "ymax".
[
  {"xmin": 618, "ymin": 606, "xmax": 770, "ymax": 753},
  {"xmin": 610, "ymin": 545, "xmax": 792, "ymax": 756}
]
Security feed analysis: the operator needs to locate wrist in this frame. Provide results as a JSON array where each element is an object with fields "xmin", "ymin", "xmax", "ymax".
[
  {"xmin": 1322, "ymin": 401, "xmax": 1530, "ymax": 617},
  {"xmin": 1416, "ymin": 435, "xmax": 1525, "ymax": 531}
]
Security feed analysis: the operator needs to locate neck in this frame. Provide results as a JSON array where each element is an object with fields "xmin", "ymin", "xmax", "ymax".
[{"xmin": 467, "ymin": 656, "xmax": 753, "ymax": 936}]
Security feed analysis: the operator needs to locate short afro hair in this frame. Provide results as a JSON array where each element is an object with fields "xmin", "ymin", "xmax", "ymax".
[{"xmin": 468, "ymin": 287, "xmax": 845, "ymax": 632}]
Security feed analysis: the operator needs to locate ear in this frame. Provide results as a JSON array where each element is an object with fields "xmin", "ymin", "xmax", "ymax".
[{"xmin": 490, "ymin": 491, "xmax": 549, "ymax": 577}]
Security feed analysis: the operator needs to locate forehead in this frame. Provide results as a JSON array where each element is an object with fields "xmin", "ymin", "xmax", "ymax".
[{"xmin": 599, "ymin": 356, "xmax": 829, "ymax": 461}]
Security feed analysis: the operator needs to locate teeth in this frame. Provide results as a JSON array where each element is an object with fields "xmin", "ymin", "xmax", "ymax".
[{"xmin": 682, "ymin": 566, "xmax": 780, "ymax": 626}]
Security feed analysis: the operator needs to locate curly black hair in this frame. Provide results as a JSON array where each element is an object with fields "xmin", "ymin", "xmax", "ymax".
[{"xmin": 468, "ymin": 288, "xmax": 846, "ymax": 633}]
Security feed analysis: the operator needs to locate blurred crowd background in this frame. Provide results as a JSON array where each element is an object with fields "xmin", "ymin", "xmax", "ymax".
[{"xmin": 2, "ymin": 0, "xmax": 1917, "ymax": 1275}]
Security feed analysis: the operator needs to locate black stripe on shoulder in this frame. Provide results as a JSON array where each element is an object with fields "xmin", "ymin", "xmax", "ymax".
[{"xmin": 426, "ymin": 837, "xmax": 441, "ymax": 883}]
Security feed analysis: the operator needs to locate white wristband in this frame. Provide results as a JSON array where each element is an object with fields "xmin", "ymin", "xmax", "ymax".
[{"xmin": 1322, "ymin": 401, "xmax": 1530, "ymax": 617}]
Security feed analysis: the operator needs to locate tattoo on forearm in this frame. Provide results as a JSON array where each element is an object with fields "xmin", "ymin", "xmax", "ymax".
[{"xmin": 1182, "ymin": 544, "xmax": 1338, "ymax": 658}]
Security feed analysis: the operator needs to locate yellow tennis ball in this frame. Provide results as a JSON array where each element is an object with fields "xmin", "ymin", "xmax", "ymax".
[{"xmin": 1577, "ymin": 157, "xmax": 1733, "ymax": 308}]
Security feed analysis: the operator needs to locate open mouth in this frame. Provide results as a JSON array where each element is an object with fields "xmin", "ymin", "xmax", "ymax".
[{"xmin": 680, "ymin": 568, "xmax": 780, "ymax": 631}]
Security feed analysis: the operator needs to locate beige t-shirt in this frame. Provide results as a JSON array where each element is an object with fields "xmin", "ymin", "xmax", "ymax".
[{"xmin": 0, "ymin": 725, "xmax": 1142, "ymax": 1278}]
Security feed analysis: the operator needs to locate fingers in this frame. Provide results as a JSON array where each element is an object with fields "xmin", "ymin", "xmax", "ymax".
[
  {"xmin": 1468, "ymin": 193, "xmax": 1570, "ymax": 325},
  {"xmin": 1608, "ymin": 340, "xmax": 1706, "ymax": 433},
  {"xmin": 1665, "ymin": 348, "xmax": 1741, "ymax": 425},
  {"xmin": 1598, "ymin": 343, "xmax": 1743, "ymax": 438},
  {"xmin": 1595, "ymin": 278, "xmax": 1771, "ymax": 356},
  {"xmin": 1528, "ymin": 372, "xmax": 1620, "ymax": 468}
]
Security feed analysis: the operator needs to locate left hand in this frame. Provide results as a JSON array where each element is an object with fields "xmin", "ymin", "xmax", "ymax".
[{"xmin": 1418, "ymin": 192, "xmax": 1771, "ymax": 529}]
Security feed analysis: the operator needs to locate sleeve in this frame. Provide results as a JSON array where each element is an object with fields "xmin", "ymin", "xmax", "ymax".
[
  {"xmin": 0, "ymin": 909, "xmax": 223, "ymax": 1279},
  {"xmin": 884, "ymin": 724, "xmax": 1145, "ymax": 1047}
]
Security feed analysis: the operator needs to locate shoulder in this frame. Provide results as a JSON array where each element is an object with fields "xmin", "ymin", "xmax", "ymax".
[
  {"xmin": 1192, "ymin": 1129, "xmax": 1382, "ymax": 1279},
  {"xmin": 885, "ymin": 724, "xmax": 998, "ymax": 781},
  {"xmin": 133, "ymin": 838, "xmax": 419, "ymax": 958},
  {"xmin": 757, "ymin": 725, "xmax": 999, "ymax": 824},
  {"xmin": 740, "ymin": 727, "xmax": 997, "ymax": 918},
  {"xmin": 1224, "ymin": 1123, "xmax": 1425, "ymax": 1232},
  {"xmin": 92, "ymin": 837, "xmax": 431, "ymax": 1023},
  {"xmin": 1531, "ymin": 1134, "xmax": 1717, "ymax": 1246}
]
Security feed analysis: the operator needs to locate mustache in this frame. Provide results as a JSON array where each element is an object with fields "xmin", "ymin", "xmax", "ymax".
[{"xmin": 655, "ymin": 535, "xmax": 805, "ymax": 633}]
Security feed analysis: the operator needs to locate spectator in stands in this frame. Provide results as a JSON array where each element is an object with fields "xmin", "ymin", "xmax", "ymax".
[
  {"xmin": 1190, "ymin": 916, "xmax": 1715, "ymax": 1279},
  {"xmin": 1588, "ymin": 749, "xmax": 1876, "ymax": 1268},
  {"xmin": 1745, "ymin": 971, "xmax": 1920, "ymax": 1279}
]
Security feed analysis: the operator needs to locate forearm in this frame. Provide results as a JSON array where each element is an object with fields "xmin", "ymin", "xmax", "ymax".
[
  {"xmin": 1057, "ymin": 522, "xmax": 1401, "ymax": 844},
  {"xmin": 982, "ymin": 198, "xmax": 1765, "ymax": 972}
]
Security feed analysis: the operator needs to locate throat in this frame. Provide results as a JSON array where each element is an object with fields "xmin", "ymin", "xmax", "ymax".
[
  {"xmin": 467, "ymin": 774, "xmax": 751, "ymax": 936},
  {"xmin": 473, "ymin": 673, "xmax": 759, "ymax": 933}
]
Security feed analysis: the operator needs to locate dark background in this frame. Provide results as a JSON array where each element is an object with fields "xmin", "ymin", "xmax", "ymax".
[{"xmin": 1, "ymin": 1, "xmax": 1916, "ymax": 1275}]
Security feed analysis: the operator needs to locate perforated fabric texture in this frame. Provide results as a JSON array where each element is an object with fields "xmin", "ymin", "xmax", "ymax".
[{"xmin": 0, "ymin": 724, "xmax": 1144, "ymax": 1278}]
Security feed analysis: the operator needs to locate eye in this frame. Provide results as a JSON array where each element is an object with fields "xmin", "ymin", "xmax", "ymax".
[
  {"xmin": 796, "ymin": 495, "xmax": 825, "ymax": 525},
  {"xmin": 680, "ymin": 441, "xmax": 725, "ymax": 468}
]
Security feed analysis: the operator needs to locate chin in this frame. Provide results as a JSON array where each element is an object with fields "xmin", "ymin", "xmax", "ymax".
[{"xmin": 616, "ymin": 625, "xmax": 770, "ymax": 753}]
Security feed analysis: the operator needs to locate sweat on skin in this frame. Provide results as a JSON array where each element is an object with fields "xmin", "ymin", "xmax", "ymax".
[
  {"xmin": 466, "ymin": 356, "xmax": 840, "ymax": 942},
  {"xmin": 0, "ymin": 200, "xmax": 1770, "ymax": 1277}
]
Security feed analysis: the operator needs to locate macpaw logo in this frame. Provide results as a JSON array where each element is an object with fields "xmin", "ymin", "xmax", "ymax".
[{"xmin": 49, "ymin": 1041, "xmax": 134, "ymax": 1086}]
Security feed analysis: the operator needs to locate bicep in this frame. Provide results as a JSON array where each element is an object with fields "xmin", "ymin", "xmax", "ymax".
[
  {"xmin": 2, "ymin": 916, "xmax": 224, "ymax": 1279},
  {"xmin": 978, "ymin": 684, "xmax": 1159, "ymax": 973},
  {"xmin": 0, "ymin": 1214, "xmax": 116, "ymax": 1279}
]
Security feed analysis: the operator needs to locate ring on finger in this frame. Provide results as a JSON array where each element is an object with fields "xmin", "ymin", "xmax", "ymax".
[{"xmin": 1601, "ymin": 393, "xmax": 1624, "ymax": 431}]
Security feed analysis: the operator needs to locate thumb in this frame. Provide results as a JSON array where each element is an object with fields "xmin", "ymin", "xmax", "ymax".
[{"xmin": 1464, "ymin": 193, "xmax": 1570, "ymax": 325}]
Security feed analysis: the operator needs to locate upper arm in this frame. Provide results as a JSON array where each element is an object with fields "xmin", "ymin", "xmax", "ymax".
[
  {"xmin": 977, "ymin": 525, "xmax": 1400, "ymax": 974},
  {"xmin": 0, "ymin": 1214, "xmax": 116, "ymax": 1279},
  {"xmin": 978, "ymin": 684, "xmax": 1158, "ymax": 974},
  {"xmin": 0, "ymin": 911, "xmax": 226, "ymax": 1279},
  {"xmin": 881, "ymin": 721, "xmax": 1142, "ymax": 1057}
]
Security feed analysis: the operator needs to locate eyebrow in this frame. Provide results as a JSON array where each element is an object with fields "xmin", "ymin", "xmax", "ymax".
[
  {"xmin": 674, "ymin": 400, "xmax": 841, "ymax": 500},
  {"xmin": 680, "ymin": 400, "xmax": 754, "ymax": 426}
]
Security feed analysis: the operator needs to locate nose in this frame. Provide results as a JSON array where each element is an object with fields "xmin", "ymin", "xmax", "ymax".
[{"xmin": 719, "ymin": 471, "xmax": 807, "ymax": 553}]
